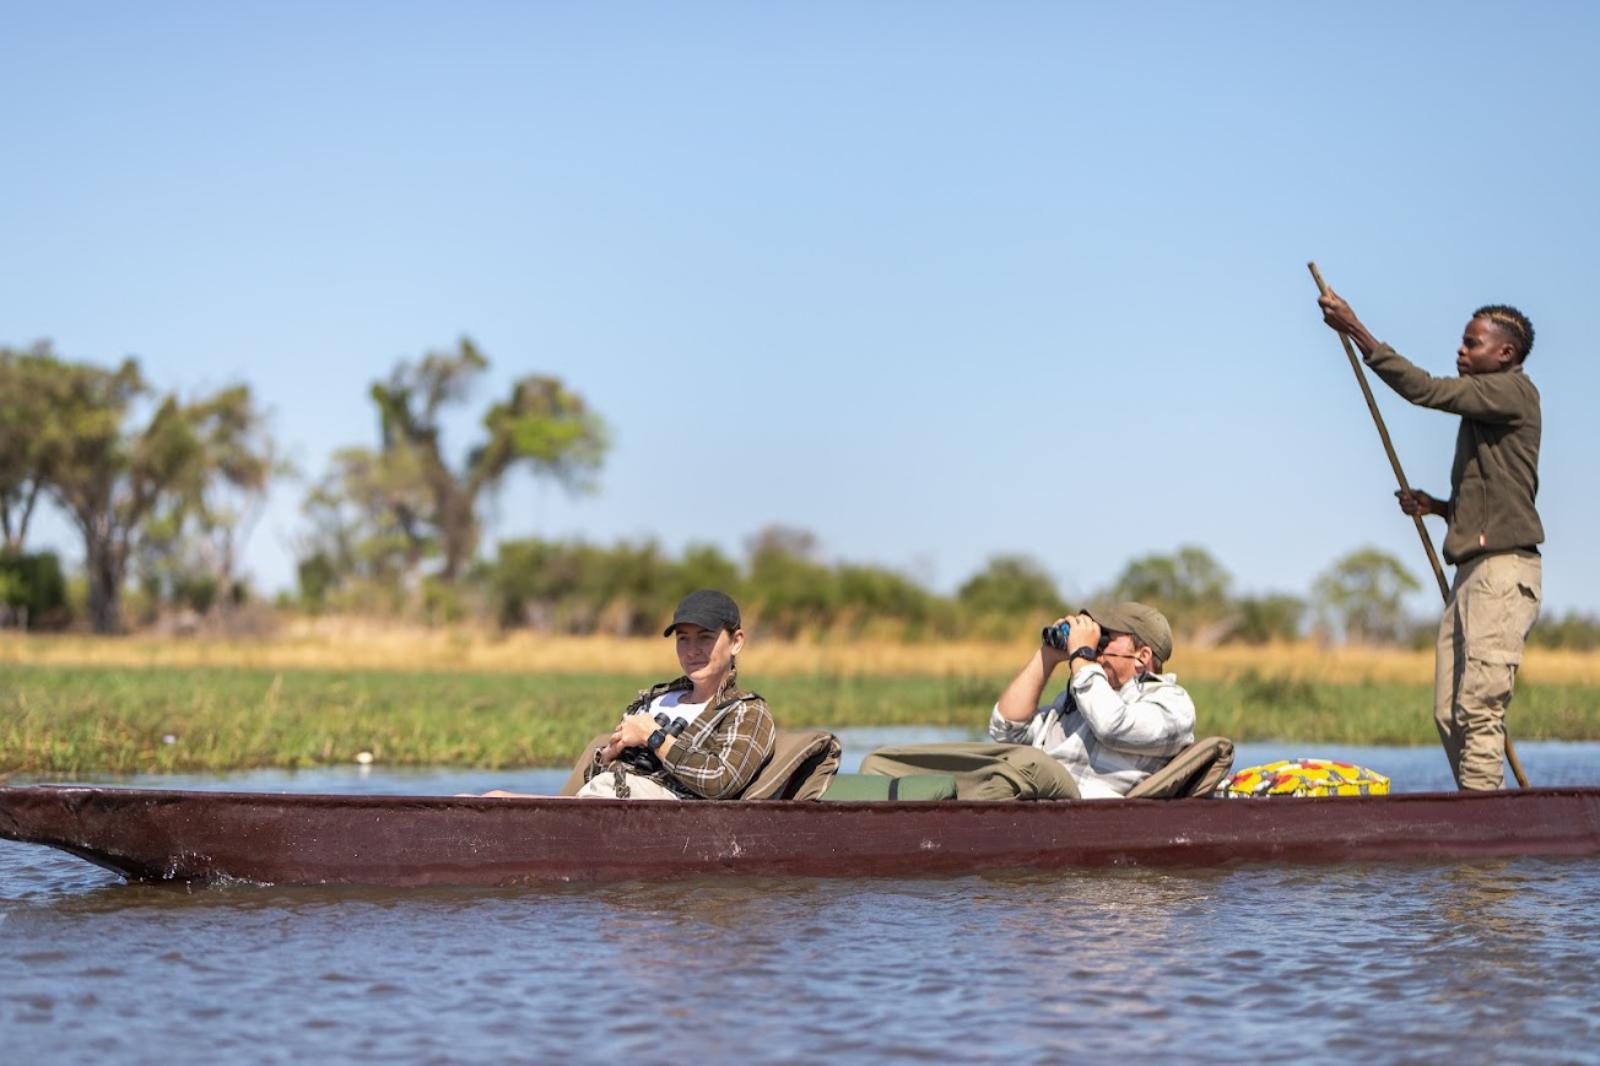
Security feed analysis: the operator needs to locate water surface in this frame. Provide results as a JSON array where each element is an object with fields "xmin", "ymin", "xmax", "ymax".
[{"xmin": 4, "ymin": 737, "xmax": 1597, "ymax": 1064}]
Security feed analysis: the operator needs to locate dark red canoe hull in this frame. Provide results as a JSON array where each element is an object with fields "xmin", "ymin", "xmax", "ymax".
[{"xmin": 3, "ymin": 785, "xmax": 1598, "ymax": 886}]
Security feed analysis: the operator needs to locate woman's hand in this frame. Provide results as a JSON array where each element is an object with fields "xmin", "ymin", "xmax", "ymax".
[{"xmin": 613, "ymin": 711, "xmax": 658, "ymax": 749}]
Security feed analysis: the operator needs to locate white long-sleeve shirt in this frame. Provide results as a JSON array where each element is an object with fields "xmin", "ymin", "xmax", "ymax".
[{"xmin": 988, "ymin": 664, "xmax": 1196, "ymax": 798}]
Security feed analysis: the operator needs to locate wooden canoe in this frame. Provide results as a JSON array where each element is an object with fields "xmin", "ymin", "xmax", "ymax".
[{"xmin": 3, "ymin": 784, "xmax": 1599, "ymax": 886}]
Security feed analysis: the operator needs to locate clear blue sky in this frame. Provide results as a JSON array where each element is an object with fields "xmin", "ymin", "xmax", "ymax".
[{"xmin": 5, "ymin": 1, "xmax": 1598, "ymax": 616}]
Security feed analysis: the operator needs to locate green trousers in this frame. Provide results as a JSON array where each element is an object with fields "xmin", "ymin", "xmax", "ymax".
[{"xmin": 857, "ymin": 742, "xmax": 1081, "ymax": 801}]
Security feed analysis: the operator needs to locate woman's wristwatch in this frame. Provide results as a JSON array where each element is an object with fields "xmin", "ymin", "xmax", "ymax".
[{"xmin": 646, "ymin": 728, "xmax": 669, "ymax": 752}]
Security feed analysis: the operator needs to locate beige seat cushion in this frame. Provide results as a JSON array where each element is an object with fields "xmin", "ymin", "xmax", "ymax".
[
  {"xmin": 556, "ymin": 729, "xmax": 841, "ymax": 800},
  {"xmin": 1123, "ymin": 736, "xmax": 1236, "ymax": 799},
  {"xmin": 741, "ymin": 730, "xmax": 841, "ymax": 800},
  {"xmin": 558, "ymin": 733, "xmax": 615, "ymax": 797}
]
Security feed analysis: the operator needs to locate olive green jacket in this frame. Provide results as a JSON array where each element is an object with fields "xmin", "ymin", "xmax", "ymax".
[{"xmin": 1365, "ymin": 344, "xmax": 1543, "ymax": 565}]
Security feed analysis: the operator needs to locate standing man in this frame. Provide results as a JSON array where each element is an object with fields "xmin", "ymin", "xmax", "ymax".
[{"xmin": 1318, "ymin": 291, "xmax": 1542, "ymax": 791}]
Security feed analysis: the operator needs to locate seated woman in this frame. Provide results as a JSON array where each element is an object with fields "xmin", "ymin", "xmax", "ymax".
[{"xmin": 480, "ymin": 589, "xmax": 776, "ymax": 800}]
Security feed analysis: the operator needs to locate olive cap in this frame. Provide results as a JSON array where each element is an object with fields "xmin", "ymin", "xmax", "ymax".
[{"xmin": 1088, "ymin": 602, "xmax": 1174, "ymax": 664}]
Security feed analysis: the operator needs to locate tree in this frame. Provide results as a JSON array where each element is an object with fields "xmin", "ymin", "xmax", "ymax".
[
  {"xmin": 1312, "ymin": 547, "xmax": 1421, "ymax": 644},
  {"xmin": 300, "ymin": 444, "xmax": 436, "ymax": 598},
  {"xmin": 488, "ymin": 537, "xmax": 675, "ymax": 633},
  {"xmin": 833, "ymin": 564, "xmax": 940, "ymax": 635},
  {"xmin": 333, "ymin": 338, "xmax": 609, "ymax": 584},
  {"xmin": 0, "ymin": 550, "xmax": 66, "ymax": 629},
  {"xmin": 0, "ymin": 342, "xmax": 69, "ymax": 552},
  {"xmin": 670, "ymin": 543, "xmax": 742, "ymax": 603},
  {"xmin": 40, "ymin": 357, "xmax": 168, "ymax": 632},
  {"xmin": 744, "ymin": 525, "xmax": 838, "ymax": 636},
  {"xmin": 373, "ymin": 339, "xmax": 610, "ymax": 581},
  {"xmin": 41, "ymin": 355, "xmax": 276, "ymax": 633},
  {"xmin": 134, "ymin": 385, "xmax": 282, "ymax": 614},
  {"xmin": 956, "ymin": 555, "xmax": 1062, "ymax": 616},
  {"xmin": 1527, "ymin": 610, "xmax": 1600, "ymax": 651},
  {"xmin": 1226, "ymin": 594, "xmax": 1307, "ymax": 645},
  {"xmin": 1104, "ymin": 545, "xmax": 1234, "ymax": 637}
]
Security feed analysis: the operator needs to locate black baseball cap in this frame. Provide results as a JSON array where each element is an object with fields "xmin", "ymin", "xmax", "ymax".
[{"xmin": 663, "ymin": 589, "xmax": 742, "ymax": 636}]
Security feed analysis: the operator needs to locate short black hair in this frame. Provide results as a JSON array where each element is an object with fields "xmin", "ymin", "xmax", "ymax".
[{"xmin": 1473, "ymin": 305, "xmax": 1535, "ymax": 363}]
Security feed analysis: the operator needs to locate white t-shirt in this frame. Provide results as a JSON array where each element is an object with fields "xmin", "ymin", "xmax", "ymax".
[{"xmin": 650, "ymin": 689, "xmax": 710, "ymax": 728}]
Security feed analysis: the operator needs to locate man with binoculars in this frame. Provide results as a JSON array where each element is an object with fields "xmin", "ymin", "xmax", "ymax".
[
  {"xmin": 991, "ymin": 603, "xmax": 1195, "ymax": 797},
  {"xmin": 861, "ymin": 602, "xmax": 1195, "ymax": 799}
]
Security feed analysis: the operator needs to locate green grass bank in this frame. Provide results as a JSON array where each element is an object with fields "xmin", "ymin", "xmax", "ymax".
[{"xmin": 4, "ymin": 664, "xmax": 1600, "ymax": 774}]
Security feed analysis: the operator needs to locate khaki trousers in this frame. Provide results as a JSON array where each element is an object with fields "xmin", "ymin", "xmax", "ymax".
[
  {"xmin": 1435, "ymin": 550, "xmax": 1542, "ymax": 791},
  {"xmin": 857, "ymin": 743, "xmax": 1081, "ymax": 801},
  {"xmin": 576, "ymin": 771, "xmax": 683, "ymax": 800}
]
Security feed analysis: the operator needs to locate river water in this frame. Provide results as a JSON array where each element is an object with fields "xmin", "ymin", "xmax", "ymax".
[{"xmin": 3, "ymin": 735, "xmax": 1598, "ymax": 1064}]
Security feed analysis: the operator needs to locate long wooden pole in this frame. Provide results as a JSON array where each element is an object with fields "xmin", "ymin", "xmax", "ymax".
[{"xmin": 1307, "ymin": 261, "xmax": 1529, "ymax": 789}]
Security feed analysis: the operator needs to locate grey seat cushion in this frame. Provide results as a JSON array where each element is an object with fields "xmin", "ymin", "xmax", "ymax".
[{"xmin": 1123, "ymin": 736, "xmax": 1236, "ymax": 799}]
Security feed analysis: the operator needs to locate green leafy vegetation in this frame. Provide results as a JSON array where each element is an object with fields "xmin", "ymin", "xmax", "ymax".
[
  {"xmin": 4, "ymin": 664, "xmax": 1597, "ymax": 774},
  {"xmin": 9, "ymin": 340, "xmax": 1600, "ymax": 651},
  {"xmin": 1, "ymin": 343, "xmax": 277, "ymax": 633}
]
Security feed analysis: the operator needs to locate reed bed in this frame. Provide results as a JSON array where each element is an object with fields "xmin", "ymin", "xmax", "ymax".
[
  {"xmin": 4, "ymin": 658, "xmax": 1599, "ymax": 774},
  {"xmin": 8, "ymin": 623, "xmax": 1600, "ymax": 685}
]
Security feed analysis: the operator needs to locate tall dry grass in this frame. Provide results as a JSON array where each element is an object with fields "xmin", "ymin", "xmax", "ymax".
[
  {"xmin": 8, "ymin": 621, "xmax": 1600, "ymax": 771},
  {"xmin": 6, "ymin": 620, "xmax": 1600, "ymax": 685}
]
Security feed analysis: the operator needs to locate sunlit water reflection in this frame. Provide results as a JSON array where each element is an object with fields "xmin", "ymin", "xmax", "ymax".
[{"xmin": 4, "ymin": 736, "xmax": 1598, "ymax": 1063}]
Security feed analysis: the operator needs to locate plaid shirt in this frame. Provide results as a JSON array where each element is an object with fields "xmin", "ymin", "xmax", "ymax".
[{"xmin": 586, "ymin": 670, "xmax": 776, "ymax": 799}]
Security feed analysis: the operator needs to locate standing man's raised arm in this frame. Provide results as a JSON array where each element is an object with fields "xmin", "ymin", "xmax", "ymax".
[
  {"xmin": 1317, "ymin": 288, "xmax": 1382, "ymax": 356},
  {"xmin": 1319, "ymin": 288, "xmax": 1531, "ymax": 421}
]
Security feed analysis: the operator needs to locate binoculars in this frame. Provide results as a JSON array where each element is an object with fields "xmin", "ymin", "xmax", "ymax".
[
  {"xmin": 1040, "ymin": 622, "xmax": 1110, "ymax": 656},
  {"xmin": 1041, "ymin": 621, "xmax": 1073, "ymax": 652},
  {"xmin": 617, "ymin": 712, "xmax": 690, "ymax": 773}
]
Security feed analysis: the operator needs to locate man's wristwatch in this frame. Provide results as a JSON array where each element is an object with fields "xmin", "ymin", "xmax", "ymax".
[
  {"xmin": 1067, "ymin": 647, "xmax": 1098, "ymax": 665},
  {"xmin": 646, "ymin": 728, "xmax": 668, "ymax": 752}
]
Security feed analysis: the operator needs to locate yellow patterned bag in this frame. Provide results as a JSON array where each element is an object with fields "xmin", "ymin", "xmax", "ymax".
[{"xmin": 1220, "ymin": 758, "xmax": 1390, "ymax": 798}]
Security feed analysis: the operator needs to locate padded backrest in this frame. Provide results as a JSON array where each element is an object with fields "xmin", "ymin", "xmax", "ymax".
[
  {"xmin": 1123, "ymin": 736, "xmax": 1236, "ymax": 799},
  {"xmin": 741, "ymin": 731, "xmax": 841, "ymax": 800},
  {"xmin": 556, "ymin": 729, "xmax": 842, "ymax": 801}
]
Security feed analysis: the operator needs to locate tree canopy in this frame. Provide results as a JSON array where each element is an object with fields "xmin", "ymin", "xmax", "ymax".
[
  {"xmin": 957, "ymin": 555, "xmax": 1061, "ymax": 617},
  {"xmin": 1312, "ymin": 547, "xmax": 1422, "ymax": 644},
  {"xmin": 0, "ymin": 343, "xmax": 65, "ymax": 552},
  {"xmin": 0, "ymin": 345, "xmax": 279, "ymax": 632},
  {"xmin": 1105, "ymin": 545, "xmax": 1234, "ymax": 638},
  {"xmin": 305, "ymin": 339, "xmax": 611, "ymax": 597}
]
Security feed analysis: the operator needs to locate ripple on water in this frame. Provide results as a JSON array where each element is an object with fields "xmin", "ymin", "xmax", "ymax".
[
  {"xmin": 5, "ymin": 751, "xmax": 1600, "ymax": 1061},
  {"xmin": 16, "ymin": 950, "xmax": 71, "ymax": 965}
]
